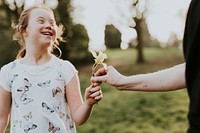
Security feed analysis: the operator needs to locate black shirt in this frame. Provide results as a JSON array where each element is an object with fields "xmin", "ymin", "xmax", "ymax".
[{"xmin": 183, "ymin": 0, "xmax": 200, "ymax": 132}]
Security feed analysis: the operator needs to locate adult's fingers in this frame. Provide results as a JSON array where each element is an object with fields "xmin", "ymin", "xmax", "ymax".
[
  {"xmin": 94, "ymin": 67, "xmax": 107, "ymax": 76},
  {"xmin": 91, "ymin": 75, "xmax": 107, "ymax": 83},
  {"xmin": 91, "ymin": 82, "xmax": 101, "ymax": 87}
]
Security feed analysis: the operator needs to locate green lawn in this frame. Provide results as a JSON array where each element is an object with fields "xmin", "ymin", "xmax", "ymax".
[{"xmin": 6, "ymin": 47, "xmax": 189, "ymax": 133}]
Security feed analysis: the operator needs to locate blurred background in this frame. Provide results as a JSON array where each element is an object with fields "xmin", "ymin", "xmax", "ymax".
[{"xmin": 1, "ymin": 0, "xmax": 190, "ymax": 132}]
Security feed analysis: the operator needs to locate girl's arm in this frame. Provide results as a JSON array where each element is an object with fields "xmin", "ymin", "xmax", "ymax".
[
  {"xmin": 65, "ymin": 74, "xmax": 102, "ymax": 125},
  {"xmin": 0, "ymin": 86, "xmax": 11, "ymax": 133}
]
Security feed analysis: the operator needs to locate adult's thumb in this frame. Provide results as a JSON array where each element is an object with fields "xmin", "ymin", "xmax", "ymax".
[{"xmin": 91, "ymin": 76, "xmax": 106, "ymax": 83}]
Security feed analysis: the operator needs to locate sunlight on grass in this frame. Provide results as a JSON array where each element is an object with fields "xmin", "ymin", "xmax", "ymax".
[{"xmin": 77, "ymin": 47, "xmax": 188, "ymax": 133}]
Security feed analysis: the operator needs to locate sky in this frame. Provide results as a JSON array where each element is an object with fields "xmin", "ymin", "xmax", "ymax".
[{"xmin": 71, "ymin": 0, "xmax": 191, "ymax": 51}]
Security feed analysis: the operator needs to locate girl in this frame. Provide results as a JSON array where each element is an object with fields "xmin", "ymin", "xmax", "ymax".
[{"xmin": 0, "ymin": 5, "xmax": 102, "ymax": 133}]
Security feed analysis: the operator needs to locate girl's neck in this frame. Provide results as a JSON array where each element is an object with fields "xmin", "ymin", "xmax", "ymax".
[{"xmin": 21, "ymin": 52, "xmax": 52, "ymax": 66}]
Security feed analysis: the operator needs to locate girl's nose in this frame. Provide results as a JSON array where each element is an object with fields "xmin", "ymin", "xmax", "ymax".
[
  {"xmin": 45, "ymin": 22, "xmax": 52, "ymax": 30},
  {"xmin": 46, "ymin": 25, "xmax": 52, "ymax": 30}
]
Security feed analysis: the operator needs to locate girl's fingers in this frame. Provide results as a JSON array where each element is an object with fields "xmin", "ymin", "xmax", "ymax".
[
  {"xmin": 94, "ymin": 95, "xmax": 102, "ymax": 101},
  {"xmin": 85, "ymin": 86, "xmax": 92, "ymax": 94},
  {"xmin": 85, "ymin": 85, "xmax": 103, "ymax": 105},
  {"xmin": 90, "ymin": 90, "xmax": 102, "ymax": 97},
  {"xmin": 90, "ymin": 86, "xmax": 101, "ymax": 93}
]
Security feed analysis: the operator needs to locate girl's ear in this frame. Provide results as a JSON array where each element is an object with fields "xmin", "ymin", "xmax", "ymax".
[
  {"xmin": 22, "ymin": 28, "xmax": 28, "ymax": 37},
  {"xmin": 23, "ymin": 31, "xmax": 28, "ymax": 37},
  {"xmin": 18, "ymin": 25, "xmax": 24, "ymax": 32},
  {"xmin": 19, "ymin": 25, "xmax": 28, "ymax": 37}
]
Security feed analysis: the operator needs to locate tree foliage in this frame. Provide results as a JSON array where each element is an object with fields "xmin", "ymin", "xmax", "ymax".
[
  {"xmin": 55, "ymin": 0, "xmax": 90, "ymax": 64},
  {"xmin": 0, "ymin": 0, "xmax": 90, "ymax": 67},
  {"xmin": 0, "ymin": 0, "xmax": 21, "ymax": 67},
  {"xmin": 104, "ymin": 24, "xmax": 122, "ymax": 49},
  {"xmin": 69, "ymin": 24, "xmax": 92, "ymax": 64}
]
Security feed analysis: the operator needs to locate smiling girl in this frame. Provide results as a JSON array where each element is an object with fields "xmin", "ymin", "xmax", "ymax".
[{"xmin": 0, "ymin": 5, "xmax": 102, "ymax": 133}]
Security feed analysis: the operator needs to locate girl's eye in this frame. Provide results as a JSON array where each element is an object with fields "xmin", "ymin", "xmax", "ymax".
[
  {"xmin": 50, "ymin": 21, "xmax": 55, "ymax": 26},
  {"xmin": 50, "ymin": 23, "xmax": 54, "ymax": 26},
  {"xmin": 38, "ymin": 19, "xmax": 44, "ymax": 24}
]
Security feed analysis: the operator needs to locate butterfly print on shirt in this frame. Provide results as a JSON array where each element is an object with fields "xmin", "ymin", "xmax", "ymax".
[
  {"xmin": 48, "ymin": 122, "xmax": 60, "ymax": 133},
  {"xmin": 66, "ymin": 114, "xmax": 74, "ymax": 129},
  {"xmin": 56, "ymin": 72, "xmax": 64, "ymax": 81},
  {"xmin": 20, "ymin": 93, "xmax": 33, "ymax": 105},
  {"xmin": 11, "ymin": 62, "xmax": 16, "ymax": 69},
  {"xmin": 53, "ymin": 102, "xmax": 65, "ymax": 118},
  {"xmin": 42, "ymin": 102, "xmax": 54, "ymax": 114},
  {"xmin": 52, "ymin": 87, "xmax": 62, "ymax": 97},
  {"xmin": 13, "ymin": 120, "xmax": 22, "ymax": 128},
  {"xmin": 12, "ymin": 120, "xmax": 22, "ymax": 133},
  {"xmin": 13, "ymin": 99, "xmax": 19, "ymax": 108},
  {"xmin": 10, "ymin": 74, "xmax": 18, "ymax": 87},
  {"xmin": 23, "ymin": 123, "xmax": 37, "ymax": 133},
  {"xmin": 17, "ymin": 78, "xmax": 33, "ymax": 105},
  {"xmin": 17, "ymin": 78, "xmax": 32, "ymax": 92},
  {"xmin": 37, "ymin": 80, "xmax": 51, "ymax": 88},
  {"xmin": 23, "ymin": 112, "xmax": 32, "ymax": 121}
]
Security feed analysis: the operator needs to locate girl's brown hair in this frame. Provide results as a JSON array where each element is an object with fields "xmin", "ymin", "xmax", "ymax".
[{"xmin": 12, "ymin": 4, "xmax": 64, "ymax": 58}]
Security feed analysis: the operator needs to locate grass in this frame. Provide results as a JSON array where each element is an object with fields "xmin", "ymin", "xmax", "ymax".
[{"xmin": 6, "ymin": 47, "xmax": 189, "ymax": 133}]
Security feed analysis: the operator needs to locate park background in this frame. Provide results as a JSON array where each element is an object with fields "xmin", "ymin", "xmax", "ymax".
[{"xmin": 0, "ymin": 0, "xmax": 190, "ymax": 132}]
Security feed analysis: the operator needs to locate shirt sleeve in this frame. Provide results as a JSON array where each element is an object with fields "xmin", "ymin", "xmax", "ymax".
[
  {"xmin": 61, "ymin": 60, "xmax": 78, "ymax": 85},
  {"xmin": 0, "ymin": 63, "xmax": 12, "ymax": 92}
]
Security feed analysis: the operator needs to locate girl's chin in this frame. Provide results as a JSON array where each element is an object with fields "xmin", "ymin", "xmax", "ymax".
[
  {"xmin": 42, "ymin": 40, "xmax": 53, "ymax": 45},
  {"xmin": 39, "ymin": 42, "xmax": 53, "ymax": 48}
]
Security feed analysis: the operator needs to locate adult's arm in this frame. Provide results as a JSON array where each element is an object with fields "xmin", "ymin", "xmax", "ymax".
[{"xmin": 91, "ymin": 63, "xmax": 186, "ymax": 91}]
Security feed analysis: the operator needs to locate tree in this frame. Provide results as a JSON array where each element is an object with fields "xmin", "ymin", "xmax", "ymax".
[
  {"xmin": 132, "ymin": 0, "xmax": 151, "ymax": 63},
  {"xmin": 0, "ymin": 0, "xmax": 90, "ymax": 67},
  {"xmin": 104, "ymin": 24, "xmax": 122, "ymax": 49},
  {"xmin": 55, "ymin": 0, "xmax": 73, "ymax": 60},
  {"xmin": 69, "ymin": 24, "xmax": 91, "ymax": 64},
  {"xmin": 54, "ymin": 0, "xmax": 90, "ymax": 64},
  {"xmin": 0, "ymin": 0, "xmax": 22, "ymax": 67}
]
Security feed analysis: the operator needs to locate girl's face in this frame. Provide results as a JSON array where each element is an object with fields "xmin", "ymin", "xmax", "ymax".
[{"xmin": 23, "ymin": 8, "xmax": 57, "ymax": 48}]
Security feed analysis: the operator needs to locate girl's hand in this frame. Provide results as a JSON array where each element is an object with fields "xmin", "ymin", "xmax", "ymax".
[{"xmin": 85, "ymin": 82, "xmax": 103, "ymax": 106}]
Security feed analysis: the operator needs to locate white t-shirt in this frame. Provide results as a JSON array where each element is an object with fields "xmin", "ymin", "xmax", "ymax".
[{"xmin": 0, "ymin": 55, "xmax": 78, "ymax": 133}]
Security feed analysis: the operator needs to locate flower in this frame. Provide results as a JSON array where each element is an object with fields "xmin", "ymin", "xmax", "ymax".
[{"xmin": 90, "ymin": 51, "xmax": 108, "ymax": 76}]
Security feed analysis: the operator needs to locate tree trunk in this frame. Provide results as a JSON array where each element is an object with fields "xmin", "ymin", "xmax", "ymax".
[{"xmin": 135, "ymin": 18, "xmax": 145, "ymax": 63}]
